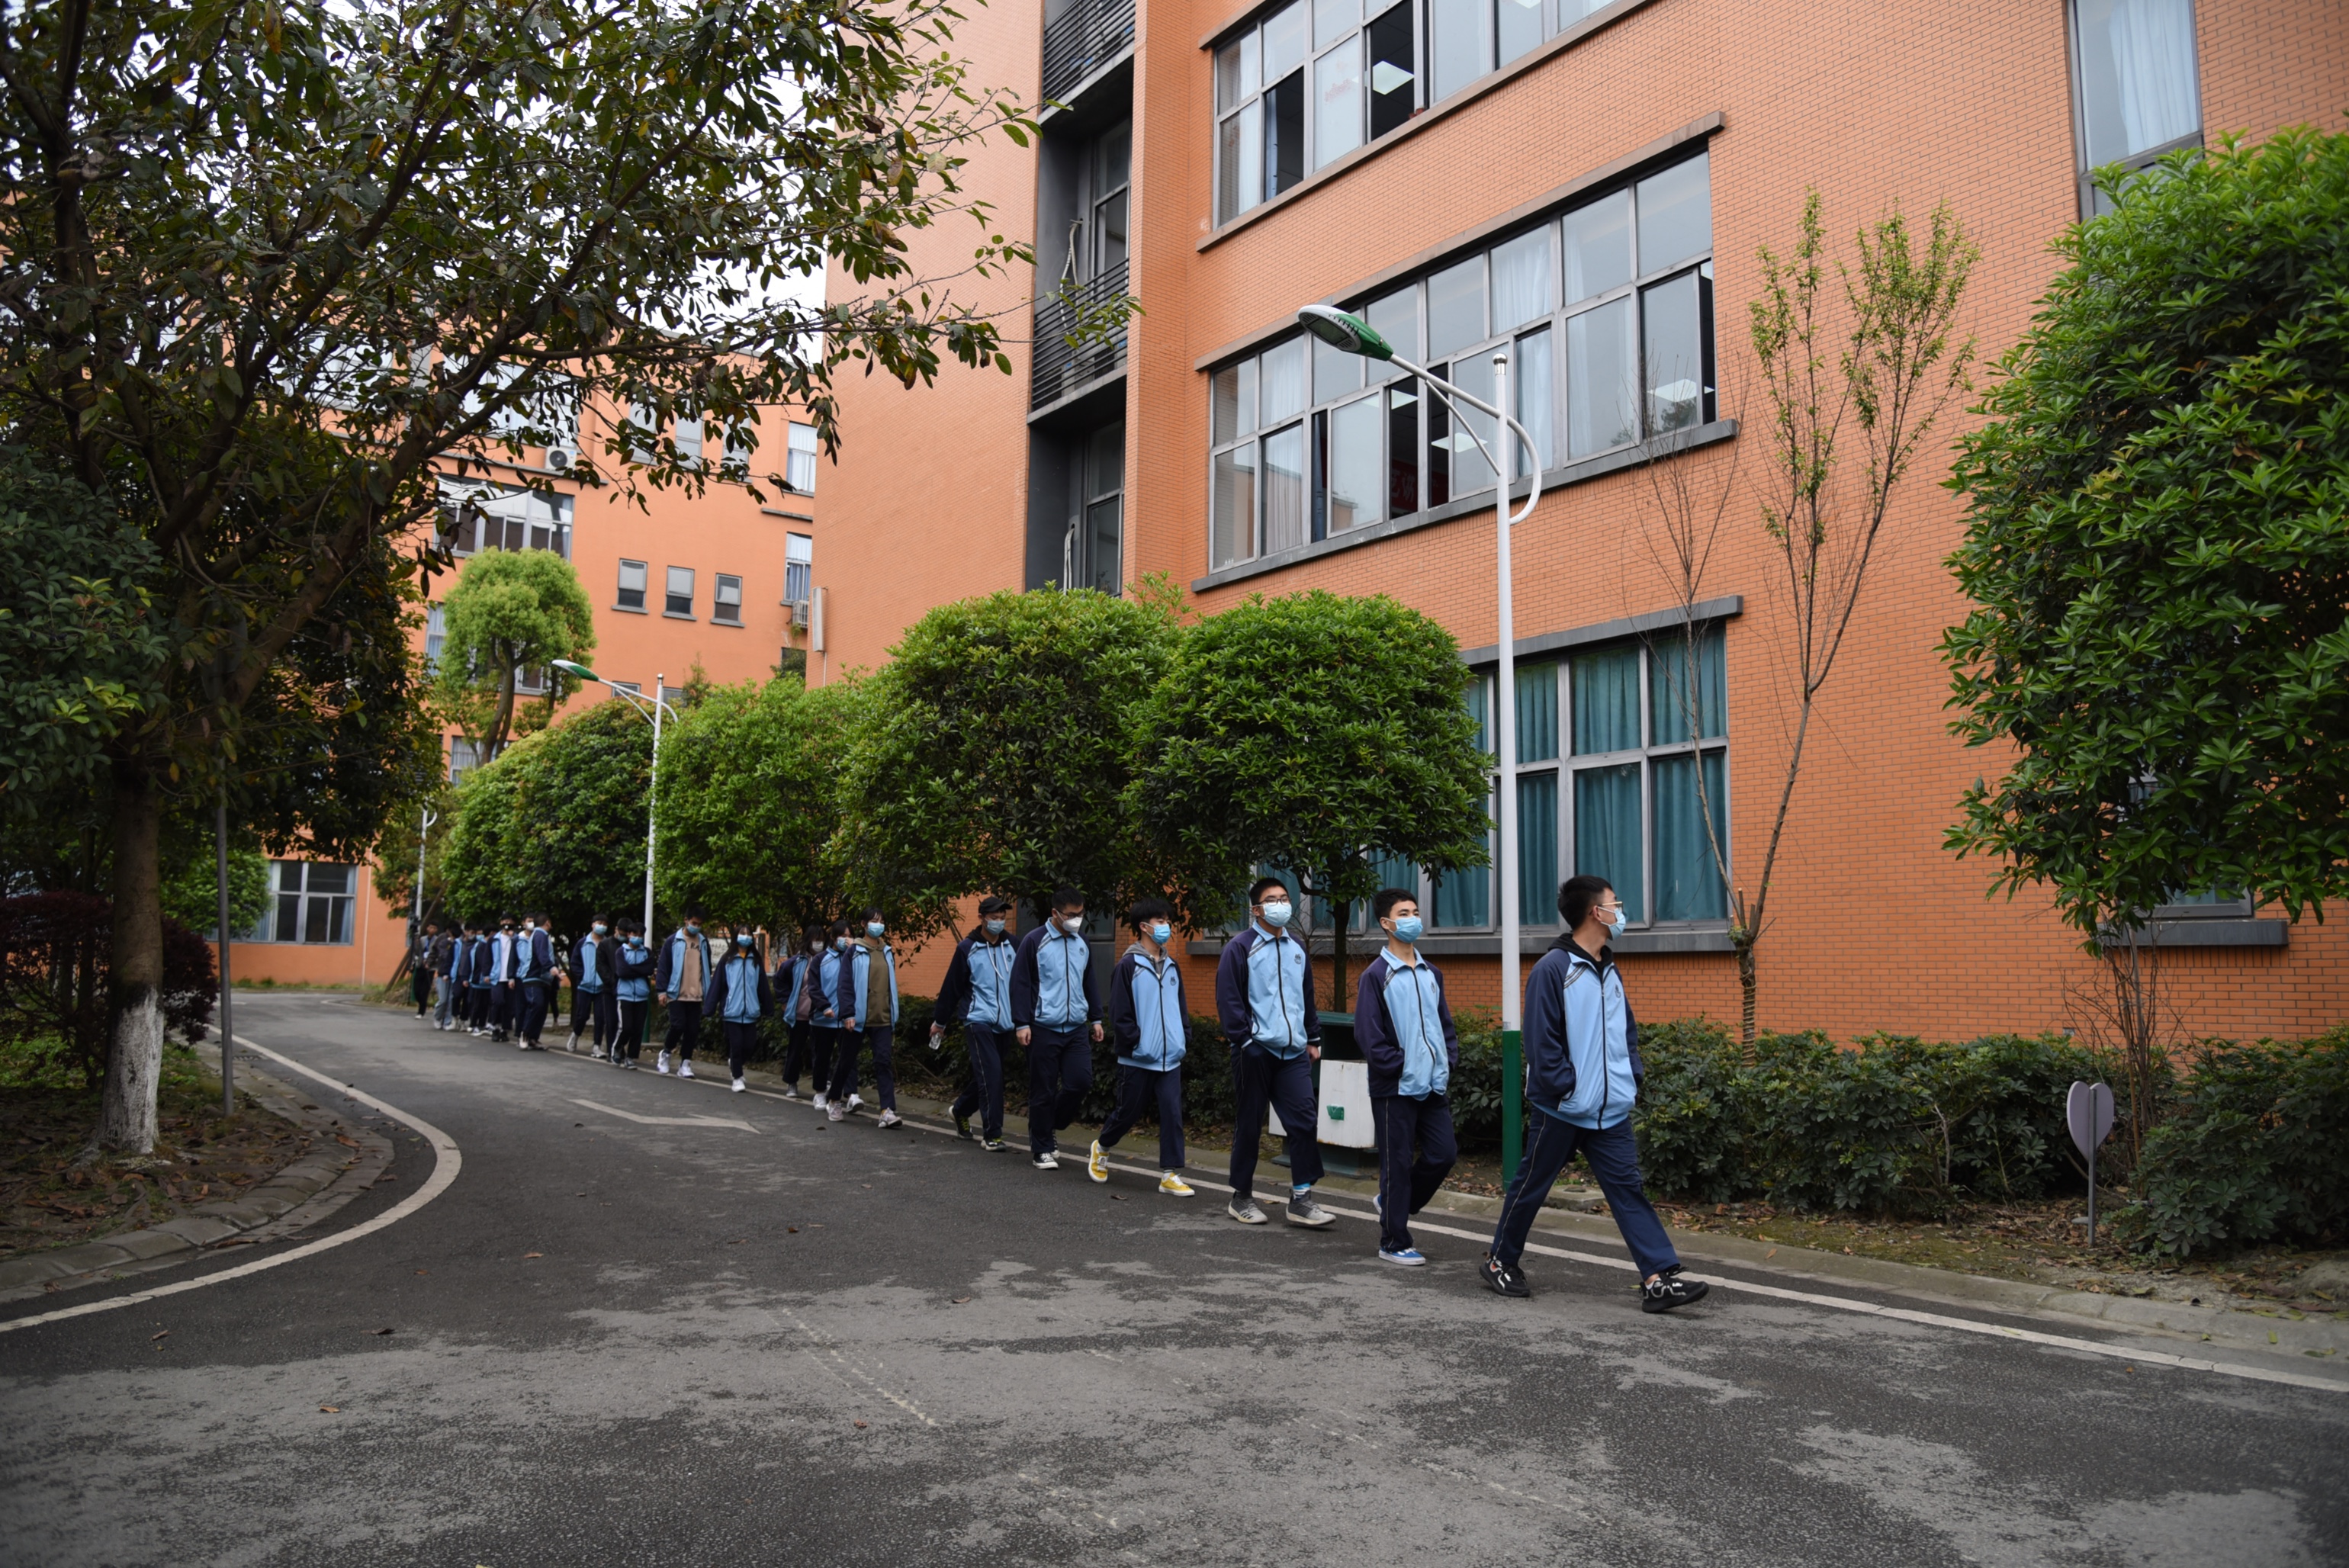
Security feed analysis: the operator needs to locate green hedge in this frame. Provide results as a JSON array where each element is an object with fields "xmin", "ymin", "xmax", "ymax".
[{"xmin": 2117, "ymin": 1027, "xmax": 2349, "ymax": 1258}]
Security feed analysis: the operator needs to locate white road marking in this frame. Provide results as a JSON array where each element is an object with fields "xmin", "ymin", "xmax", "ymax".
[
  {"xmin": 0, "ymin": 1036, "xmax": 461, "ymax": 1336},
  {"xmin": 569, "ymin": 1097, "xmax": 757, "ymax": 1133}
]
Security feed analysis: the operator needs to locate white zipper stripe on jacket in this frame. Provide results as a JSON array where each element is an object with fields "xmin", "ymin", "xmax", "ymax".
[{"xmin": 1387, "ymin": 961, "xmax": 1441, "ymax": 1090}]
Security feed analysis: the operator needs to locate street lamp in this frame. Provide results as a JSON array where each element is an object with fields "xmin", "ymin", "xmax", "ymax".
[
  {"xmin": 551, "ymin": 660, "xmax": 677, "ymax": 937},
  {"xmin": 1297, "ymin": 304, "xmax": 1545, "ymax": 1182}
]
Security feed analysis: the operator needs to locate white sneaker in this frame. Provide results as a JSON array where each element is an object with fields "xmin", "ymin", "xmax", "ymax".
[
  {"xmin": 656, "ymin": 1051, "xmax": 672, "ymax": 1075},
  {"xmin": 827, "ymin": 1104, "xmax": 846, "ymax": 1123},
  {"xmin": 781, "ymin": 1087, "xmax": 802, "ymax": 1101},
  {"xmin": 564, "ymin": 1033, "xmax": 580, "ymax": 1052},
  {"xmin": 679, "ymin": 1062, "xmax": 695, "ymax": 1079},
  {"xmin": 876, "ymin": 1110, "xmax": 903, "ymax": 1129},
  {"xmin": 811, "ymin": 1094, "xmax": 828, "ymax": 1112},
  {"xmin": 845, "ymin": 1093, "xmax": 863, "ymax": 1113},
  {"xmin": 731, "ymin": 1077, "xmax": 747, "ymax": 1093}
]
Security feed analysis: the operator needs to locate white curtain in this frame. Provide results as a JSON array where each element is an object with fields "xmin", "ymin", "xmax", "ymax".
[{"xmin": 2111, "ymin": 0, "xmax": 2199, "ymax": 156}]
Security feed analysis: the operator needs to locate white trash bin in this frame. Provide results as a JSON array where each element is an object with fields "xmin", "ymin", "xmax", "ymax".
[{"xmin": 1317, "ymin": 1058, "xmax": 1375, "ymax": 1150}]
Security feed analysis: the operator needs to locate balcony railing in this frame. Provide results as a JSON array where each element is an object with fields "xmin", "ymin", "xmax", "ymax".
[
  {"xmin": 1041, "ymin": 0, "xmax": 1135, "ymax": 105},
  {"xmin": 1031, "ymin": 260, "xmax": 1128, "ymax": 410}
]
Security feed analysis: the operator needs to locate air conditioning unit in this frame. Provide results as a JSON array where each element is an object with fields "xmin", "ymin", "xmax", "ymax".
[
  {"xmin": 787, "ymin": 599, "xmax": 810, "ymax": 628},
  {"xmin": 544, "ymin": 447, "xmax": 573, "ymax": 472}
]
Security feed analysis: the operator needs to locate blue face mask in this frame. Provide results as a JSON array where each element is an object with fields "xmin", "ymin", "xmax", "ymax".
[
  {"xmin": 736, "ymin": 934, "xmax": 754, "ymax": 948},
  {"xmin": 1258, "ymin": 901, "xmax": 1293, "ymax": 929},
  {"xmin": 1149, "ymin": 921, "xmax": 1172, "ymax": 946},
  {"xmin": 985, "ymin": 919, "xmax": 1007, "ymax": 936},
  {"xmin": 592, "ymin": 923, "xmax": 608, "ymax": 934},
  {"xmin": 1392, "ymin": 915, "xmax": 1424, "ymax": 945},
  {"xmin": 866, "ymin": 921, "xmax": 885, "ymax": 939}
]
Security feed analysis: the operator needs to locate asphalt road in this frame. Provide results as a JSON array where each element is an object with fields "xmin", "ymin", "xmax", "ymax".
[{"xmin": 2, "ymin": 994, "xmax": 2344, "ymax": 1568}]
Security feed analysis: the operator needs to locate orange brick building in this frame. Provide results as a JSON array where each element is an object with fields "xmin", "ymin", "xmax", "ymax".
[
  {"xmin": 227, "ymin": 406, "xmax": 827, "ymax": 988},
  {"xmin": 840, "ymin": 0, "xmax": 2344, "ymax": 1043}
]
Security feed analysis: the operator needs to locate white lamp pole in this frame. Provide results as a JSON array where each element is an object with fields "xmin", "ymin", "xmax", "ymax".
[{"xmin": 549, "ymin": 660, "xmax": 675, "ymax": 938}]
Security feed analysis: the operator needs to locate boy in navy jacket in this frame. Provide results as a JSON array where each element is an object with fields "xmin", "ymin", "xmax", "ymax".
[
  {"xmin": 464, "ymin": 924, "xmax": 495, "ymax": 1034},
  {"xmin": 706, "ymin": 926, "xmax": 773, "ymax": 1093},
  {"xmin": 774, "ymin": 926, "xmax": 827, "ymax": 1097},
  {"xmin": 654, "ymin": 909, "xmax": 714, "ymax": 1078},
  {"xmin": 1355, "ymin": 887, "xmax": 1460, "ymax": 1264},
  {"xmin": 1009, "ymin": 886, "xmax": 1103, "ymax": 1169},
  {"xmin": 1214, "ymin": 876, "xmax": 1333, "ymax": 1229},
  {"xmin": 610, "ymin": 919, "xmax": 656, "ymax": 1068},
  {"xmin": 808, "ymin": 923, "xmax": 849, "ymax": 1113},
  {"xmin": 932, "ymin": 895, "xmax": 1017, "ymax": 1149},
  {"xmin": 1087, "ymin": 898, "xmax": 1195, "ymax": 1196},
  {"xmin": 827, "ymin": 909, "xmax": 903, "ymax": 1127},
  {"xmin": 513, "ymin": 912, "xmax": 556, "ymax": 1050},
  {"xmin": 1482, "ymin": 875, "xmax": 1708, "ymax": 1313}
]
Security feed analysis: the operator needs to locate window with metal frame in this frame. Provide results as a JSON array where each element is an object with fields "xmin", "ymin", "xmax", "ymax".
[
  {"xmin": 665, "ymin": 566, "xmax": 695, "ymax": 618},
  {"xmin": 1209, "ymin": 149, "xmax": 1712, "ymax": 571},
  {"xmin": 786, "ymin": 422, "xmax": 819, "ymax": 492},
  {"xmin": 439, "ymin": 482, "xmax": 573, "ymax": 558},
  {"xmin": 713, "ymin": 574, "xmax": 744, "ymax": 625},
  {"xmin": 616, "ymin": 559, "xmax": 648, "ymax": 612},
  {"xmin": 2068, "ymin": 0, "xmax": 2201, "ymax": 216},
  {"xmin": 260, "ymin": 860, "xmax": 357, "ymax": 945},
  {"xmin": 784, "ymin": 534, "xmax": 812, "ymax": 605}
]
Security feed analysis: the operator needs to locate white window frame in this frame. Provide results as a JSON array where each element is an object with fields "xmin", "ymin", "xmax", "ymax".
[
  {"xmin": 616, "ymin": 558, "xmax": 648, "ymax": 612},
  {"xmin": 712, "ymin": 573, "xmax": 744, "ymax": 625},
  {"xmin": 664, "ymin": 566, "xmax": 696, "ymax": 619},
  {"xmin": 785, "ymin": 423, "xmax": 819, "ymax": 493},
  {"xmin": 259, "ymin": 860, "xmax": 358, "ymax": 945},
  {"xmin": 783, "ymin": 533, "xmax": 813, "ymax": 605}
]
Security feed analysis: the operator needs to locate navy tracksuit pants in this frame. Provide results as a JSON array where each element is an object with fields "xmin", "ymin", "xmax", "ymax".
[
  {"xmin": 1229, "ymin": 1044, "xmax": 1322, "ymax": 1200},
  {"xmin": 952, "ymin": 1021, "xmax": 1006, "ymax": 1140},
  {"xmin": 1373, "ymin": 1092, "xmax": 1457, "ymax": 1252},
  {"xmin": 1026, "ymin": 1025, "xmax": 1093, "ymax": 1156},
  {"xmin": 517, "ymin": 980, "xmax": 550, "ymax": 1043},
  {"xmin": 1489, "ymin": 1113, "xmax": 1679, "ymax": 1277},
  {"xmin": 828, "ymin": 1023, "xmax": 896, "ymax": 1110},
  {"xmin": 1098, "ymin": 1062, "xmax": 1184, "ymax": 1171}
]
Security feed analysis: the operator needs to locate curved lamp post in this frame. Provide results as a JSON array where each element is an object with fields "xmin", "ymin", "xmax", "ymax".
[
  {"xmin": 1297, "ymin": 304, "xmax": 1545, "ymax": 1181},
  {"xmin": 551, "ymin": 660, "xmax": 677, "ymax": 937}
]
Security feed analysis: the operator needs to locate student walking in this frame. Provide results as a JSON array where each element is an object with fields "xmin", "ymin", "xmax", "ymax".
[
  {"xmin": 432, "ymin": 922, "xmax": 461, "ymax": 1030},
  {"xmin": 488, "ymin": 914, "xmax": 519, "ymax": 1043},
  {"xmin": 827, "ymin": 911, "xmax": 903, "ymax": 1127},
  {"xmin": 1482, "ymin": 876, "xmax": 1709, "ymax": 1313},
  {"xmin": 611, "ymin": 919, "xmax": 654, "ymax": 1069},
  {"xmin": 1216, "ymin": 876, "xmax": 1334, "ymax": 1229},
  {"xmin": 808, "ymin": 924, "xmax": 848, "ymax": 1113},
  {"xmin": 1088, "ymin": 898, "xmax": 1194, "ymax": 1197},
  {"xmin": 772, "ymin": 927, "xmax": 824, "ymax": 1098},
  {"xmin": 465, "ymin": 923, "xmax": 495, "ymax": 1034},
  {"xmin": 932, "ymin": 896, "xmax": 1016, "ymax": 1150},
  {"xmin": 567, "ymin": 917, "xmax": 615, "ymax": 1056},
  {"xmin": 514, "ymin": 912, "xmax": 556, "ymax": 1050},
  {"xmin": 1356, "ymin": 888, "xmax": 1460, "ymax": 1265},
  {"xmin": 1011, "ymin": 887, "xmax": 1103, "ymax": 1170},
  {"xmin": 654, "ymin": 909, "xmax": 713, "ymax": 1078},
  {"xmin": 411, "ymin": 922, "xmax": 439, "ymax": 1017},
  {"xmin": 707, "ymin": 927, "xmax": 773, "ymax": 1093}
]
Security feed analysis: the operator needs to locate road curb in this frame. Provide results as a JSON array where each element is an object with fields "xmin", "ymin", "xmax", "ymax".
[{"xmin": 0, "ymin": 1043, "xmax": 395, "ymax": 1303}]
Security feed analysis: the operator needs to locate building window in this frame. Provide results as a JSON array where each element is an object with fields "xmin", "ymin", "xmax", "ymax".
[
  {"xmin": 616, "ymin": 558, "xmax": 648, "ymax": 612},
  {"xmin": 1210, "ymin": 149, "xmax": 1711, "ymax": 570},
  {"xmin": 513, "ymin": 665, "xmax": 546, "ymax": 695},
  {"xmin": 713, "ymin": 573, "xmax": 744, "ymax": 625},
  {"xmin": 665, "ymin": 566, "xmax": 695, "ymax": 618},
  {"xmin": 1214, "ymin": 0, "xmax": 1622, "ymax": 224},
  {"xmin": 258, "ymin": 860, "xmax": 356, "ymax": 945},
  {"xmin": 449, "ymin": 737, "xmax": 484, "ymax": 785},
  {"xmin": 784, "ymin": 533, "xmax": 812, "ymax": 605},
  {"xmin": 439, "ymin": 482, "xmax": 572, "ymax": 557},
  {"xmin": 2069, "ymin": 0, "xmax": 2201, "ymax": 214},
  {"xmin": 425, "ymin": 605, "xmax": 446, "ymax": 670},
  {"xmin": 786, "ymin": 422, "xmax": 819, "ymax": 493},
  {"xmin": 1416, "ymin": 622, "xmax": 1728, "ymax": 930},
  {"xmin": 1064, "ymin": 422, "xmax": 1126, "ymax": 595}
]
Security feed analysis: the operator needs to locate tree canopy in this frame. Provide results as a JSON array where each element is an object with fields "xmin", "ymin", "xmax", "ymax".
[
  {"xmin": 432, "ymin": 548, "xmax": 596, "ymax": 761},
  {"xmin": 1126, "ymin": 590, "xmax": 1491, "ymax": 993},
  {"xmin": 1943, "ymin": 128, "xmax": 2349, "ymax": 933},
  {"xmin": 441, "ymin": 697, "xmax": 652, "ymax": 933}
]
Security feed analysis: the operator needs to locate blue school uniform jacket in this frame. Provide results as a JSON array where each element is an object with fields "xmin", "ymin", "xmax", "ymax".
[
  {"xmin": 1010, "ymin": 924, "xmax": 1100, "ymax": 1030},
  {"xmin": 1214, "ymin": 922, "xmax": 1319, "ymax": 1059},
  {"xmin": 1355, "ymin": 949, "xmax": 1460, "ymax": 1099},
  {"xmin": 935, "ymin": 933, "xmax": 1017, "ymax": 1030},
  {"xmin": 1108, "ymin": 946, "xmax": 1187, "ymax": 1072},
  {"xmin": 843, "ymin": 941, "xmax": 898, "ymax": 1029},
  {"xmin": 464, "ymin": 934, "xmax": 493, "ymax": 988},
  {"xmin": 1522, "ymin": 934, "xmax": 1644, "ymax": 1130},
  {"xmin": 654, "ymin": 929, "xmax": 715, "ymax": 998},
  {"xmin": 705, "ymin": 950, "xmax": 773, "ymax": 1023},
  {"xmin": 613, "ymin": 939, "xmax": 654, "ymax": 1003}
]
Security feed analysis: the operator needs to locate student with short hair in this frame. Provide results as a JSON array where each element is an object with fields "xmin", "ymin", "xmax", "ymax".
[
  {"xmin": 654, "ymin": 907, "xmax": 713, "ymax": 1078},
  {"xmin": 611, "ymin": 918, "xmax": 654, "ymax": 1069},
  {"xmin": 809, "ymin": 922, "xmax": 850, "ymax": 1113},
  {"xmin": 933, "ymin": 896, "xmax": 1017, "ymax": 1149},
  {"xmin": 1010, "ymin": 886, "xmax": 1104, "ymax": 1170},
  {"xmin": 1215, "ymin": 876, "xmax": 1333, "ymax": 1229},
  {"xmin": 488, "ymin": 914, "xmax": 520, "ymax": 1043},
  {"xmin": 514, "ymin": 911, "xmax": 556, "ymax": 1050},
  {"xmin": 566, "ymin": 916, "xmax": 615, "ymax": 1056},
  {"xmin": 707, "ymin": 924, "xmax": 773, "ymax": 1093},
  {"xmin": 412, "ymin": 921, "xmax": 439, "ymax": 1017},
  {"xmin": 432, "ymin": 921, "xmax": 463, "ymax": 1031},
  {"xmin": 1356, "ymin": 887, "xmax": 1460, "ymax": 1265},
  {"xmin": 465, "ymin": 922, "xmax": 496, "ymax": 1035},
  {"xmin": 1482, "ymin": 875, "xmax": 1709, "ymax": 1313},
  {"xmin": 829, "ymin": 908, "xmax": 903, "ymax": 1127},
  {"xmin": 1088, "ymin": 898, "xmax": 1194, "ymax": 1197},
  {"xmin": 774, "ymin": 925, "xmax": 827, "ymax": 1098}
]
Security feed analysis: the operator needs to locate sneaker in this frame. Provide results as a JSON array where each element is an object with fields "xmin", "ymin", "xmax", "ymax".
[
  {"xmin": 781, "ymin": 1086, "xmax": 802, "ymax": 1101},
  {"xmin": 1287, "ymin": 1193, "xmax": 1335, "ymax": 1229},
  {"xmin": 1158, "ymin": 1172, "xmax": 1195, "ymax": 1197},
  {"xmin": 1379, "ymin": 1248, "xmax": 1428, "ymax": 1267},
  {"xmin": 731, "ymin": 1077, "xmax": 747, "ymax": 1094},
  {"xmin": 982, "ymin": 1138, "xmax": 1007, "ymax": 1152},
  {"xmin": 876, "ymin": 1110, "xmax": 904, "ymax": 1129},
  {"xmin": 1032, "ymin": 1151, "xmax": 1059, "ymax": 1171},
  {"xmin": 812, "ymin": 1094, "xmax": 828, "ymax": 1113},
  {"xmin": 1640, "ymin": 1268, "xmax": 1710, "ymax": 1314},
  {"xmin": 517, "ymin": 1039, "xmax": 531, "ymax": 1051},
  {"xmin": 953, "ymin": 1112, "xmax": 974, "ymax": 1142},
  {"xmin": 1088, "ymin": 1140, "xmax": 1110, "ymax": 1183},
  {"xmin": 656, "ymin": 1052, "xmax": 672, "ymax": 1075},
  {"xmin": 564, "ymin": 1033, "xmax": 580, "ymax": 1052},
  {"xmin": 678, "ymin": 1062, "xmax": 695, "ymax": 1080},
  {"xmin": 1480, "ymin": 1254, "xmax": 1531, "ymax": 1299},
  {"xmin": 827, "ymin": 1104, "xmax": 846, "ymax": 1123},
  {"xmin": 622, "ymin": 1059, "xmax": 639, "ymax": 1071},
  {"xmin": 844, "ymin": 1093, "xmax": 863, "ymax": 1113},
  {"xmin": 1227, "ymin": 1197, "xmax": 1268, "ymax": 1225}
]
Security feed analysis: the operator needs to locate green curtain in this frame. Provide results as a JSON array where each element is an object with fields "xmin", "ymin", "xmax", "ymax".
[
  {"xmin": 1649, "ymin": 623, "xmax": 1726, "ymax": 744},
  {"xmin": 1464, "ymin": 671, "xmax": 1491, "ymax": 757},
  {"xmin": 1433, "ymin": 784, "xmax": 1493, "ymax": 928},
  {"xmin": 1653, "ymin": 750, "xmax": 1727, "ymax": 920},
  {"xmin": 1517, "ymin": 771, "xmax": 1558, "ymax": 924},
  {"xmin": 1572, "ymin": 644, "xmax": 1641, "ymax": 753},
  {"xmin": 1514, "ymin": 662, "xmax": 1558, "ymax": 763},
  {"xmin": 1573, "ymin": 763, "xmax": 1644, "ymax": 921}
]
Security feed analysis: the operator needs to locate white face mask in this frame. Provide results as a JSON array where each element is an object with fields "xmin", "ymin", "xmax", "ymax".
[
  {"xmin": 1601, "ymin": 904, "xmax": 1628, "ymax": 937},
  {"xmin": 1259, "ymin": 901, "xmax": 1293, "ymax": 929},
  {"xmin": 984, "ymin": 918, "xmax": 1007, "ymax": 936},
  {"xmin": 1061, "ymin": 913, "xmax": 1085, "ymax": 933}
]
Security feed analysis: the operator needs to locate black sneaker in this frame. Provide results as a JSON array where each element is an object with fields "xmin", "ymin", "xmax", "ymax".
[
  {"xmin": 954, "ymin": 1112, "xmax": 974, "ymax": 1142},
  {"xmin": 1480, "ymin": 1253, "xmax": 1531, "ymax": 1298},
  {"xmin": 1640, "ymin": 1268, "xmax": 1709, "ymax": 1313}
]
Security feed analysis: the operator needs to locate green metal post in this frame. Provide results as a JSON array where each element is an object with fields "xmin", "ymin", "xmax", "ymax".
[{"xmin": 1502, "ymin": 1028, "xmax": 1523, "ymax": 1184}]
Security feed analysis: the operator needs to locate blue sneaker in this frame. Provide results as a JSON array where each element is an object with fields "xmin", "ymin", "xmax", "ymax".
[{"xmin": 1379, "ymin": 1247, "xmax": 1426, "ymax": 1266}]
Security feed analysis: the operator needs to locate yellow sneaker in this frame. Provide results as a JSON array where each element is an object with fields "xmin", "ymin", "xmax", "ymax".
[
  {"xmin": 1088, "ymin": 1139, "xmax": 1110, "ymax": 1183},
  {"xmin": 1158, "ymin": 1171, "xmax": 1195, "ymax": 1197}
]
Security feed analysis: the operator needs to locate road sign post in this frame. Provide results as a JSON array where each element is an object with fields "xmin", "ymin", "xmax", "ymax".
[{"xmin": 2067, "ymin": 1081, "xmax": 2116, "ymax": 1244}]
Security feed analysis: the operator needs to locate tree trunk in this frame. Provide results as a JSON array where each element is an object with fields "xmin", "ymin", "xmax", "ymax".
[
  {"xmin": 1330, "ymin": 899, "xmax": 1349, "ymax": 1018},
  {"xmin": 1737, "ymin": 940, "xmax": 1758, "ymax": 1059},
  {"xmin": 97, "ymin": 763, "xmax": 167, "ymax": 1153}
]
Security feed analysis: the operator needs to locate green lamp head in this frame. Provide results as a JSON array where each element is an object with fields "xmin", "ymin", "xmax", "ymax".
[{"xmin": 1297, "ymin": 304, "xmax": 1393, "ymax": 361}]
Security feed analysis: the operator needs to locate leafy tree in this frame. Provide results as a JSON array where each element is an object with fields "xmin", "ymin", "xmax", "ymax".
[
  {"xmin": 1943, "ymin": 128, "xmax": 2349, "ymax": 934},
  {"xmin": 1126, "ymin": 591, "xmax": 1491, "ymax": 999},
  {"xmin": 837, "ymin": 585, "xmax": 1188, "ymax": 937},
  {"xmin": 432, "ymin": 548, "xmax": 596, "ymax": 762},
  {"xmin": 441, "ymin": 698, "xmax": 653, "ymax": 935},
  {"xmin": 2, "ymin": 0, "xmax": 1031, "ymax": 1149},
  {"xmin": 158, "ymin": 846, "xmax": 271, "ymax": 939},
  {"xmin": 656, "ymin": 676, "xmax": 862, "ymax": 939}
]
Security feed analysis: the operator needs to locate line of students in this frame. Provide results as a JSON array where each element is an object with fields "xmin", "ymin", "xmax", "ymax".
[
  {"xmin": 419, "ymin": 872, "xmax": 1707, "ymax": 1312},
  {"xmin": 419, "ymin": 912, "xmax": 560, "ymax": 1048}
]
